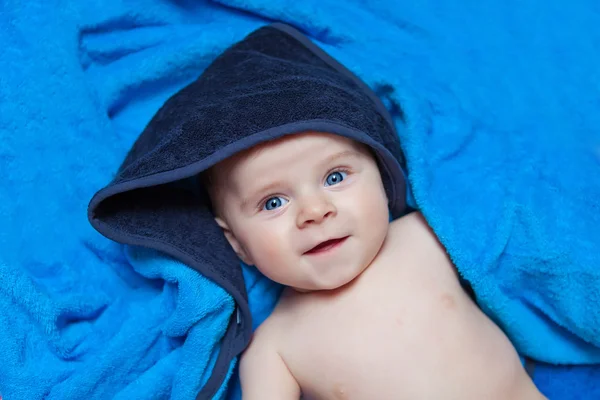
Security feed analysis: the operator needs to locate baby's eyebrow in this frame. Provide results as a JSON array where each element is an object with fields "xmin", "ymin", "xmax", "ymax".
[
  {"xmin": 321, "ymin": 149, "xmax": 361, "ymax": 165},
  {"xmin": 239, "ymin": 180, "xmax": 286, "ymax": 211}
]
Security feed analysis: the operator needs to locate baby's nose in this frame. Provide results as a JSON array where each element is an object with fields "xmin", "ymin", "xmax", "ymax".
[{"xmin": 296, "ymin": 196, "xmax": 337, "ymax": 228}]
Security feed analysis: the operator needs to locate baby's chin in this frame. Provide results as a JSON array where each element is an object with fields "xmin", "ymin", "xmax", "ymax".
[{"xmin": 290, "ymin": 271, "xmax": 364, "ymax": 293}]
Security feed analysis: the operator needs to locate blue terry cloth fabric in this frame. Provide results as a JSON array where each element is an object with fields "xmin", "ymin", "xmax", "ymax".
[
  {"xmin": 122, "ymin": 247, "xmax": 281, "ymax": 400},
  {"xmin": 1, "ymin": 1, "xmax": 600, "ymax": 400},
  {"xmin": 0, "ymin": 2, "xmax": 267, "ymax": 398},
  {"xmin": 533, "ymin": 363, "xmax": 600, "ymax": 400}
]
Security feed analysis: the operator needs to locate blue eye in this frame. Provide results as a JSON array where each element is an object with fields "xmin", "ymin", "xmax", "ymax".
[
  {"xmin": 263, "ymin": 196, "xmax": 288, "ymax": 211},
  {"xmin": 325, "ymin": 171, "xmax": 347, "ymax": 186}
]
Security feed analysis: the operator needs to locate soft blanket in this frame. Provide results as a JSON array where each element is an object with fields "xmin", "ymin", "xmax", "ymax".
[{"xmin": 1, "ymin": 0, "xmax": 599, "ymax": 399}]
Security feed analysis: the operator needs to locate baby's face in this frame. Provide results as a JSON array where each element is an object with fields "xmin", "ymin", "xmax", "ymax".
[{"xmin": 214, "ymin": 132, "xmax": 390, "ymax": 291}]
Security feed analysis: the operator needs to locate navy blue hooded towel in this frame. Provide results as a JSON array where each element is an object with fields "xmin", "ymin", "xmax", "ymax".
[{"xmin": 88, "ymin": 23, "xmax": 407, "ymax": 399}]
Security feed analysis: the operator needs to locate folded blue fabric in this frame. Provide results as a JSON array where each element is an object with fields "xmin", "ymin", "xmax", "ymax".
[{"xmin": 1, "ymin": 0, "xmax": 599, "ymax": 400}]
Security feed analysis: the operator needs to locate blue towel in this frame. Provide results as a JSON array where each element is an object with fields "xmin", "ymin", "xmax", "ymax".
[{"xmin": 1, "ymin": 1, "xmax": 599, "ymax": 400}]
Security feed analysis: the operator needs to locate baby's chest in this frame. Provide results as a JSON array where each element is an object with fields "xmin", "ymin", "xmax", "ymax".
[
  {"xmin": 278, "ymin": 297, "xmax": 431, "ymax": 398},
  {"xmin": 281, "ymin": 264, "xmax": 456, "ymax": 354},
  {"xmin": 275, "ymin": 275, "xmax": 467, "ymax": 399}
]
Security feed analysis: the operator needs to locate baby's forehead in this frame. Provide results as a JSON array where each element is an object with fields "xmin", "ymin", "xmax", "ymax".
[
  {"xmin": 210, "ymin": 132, "xmax": 370, "ymax": 187},
  {"xmin": 235, "ymin": 132, "xmax": 364, "ymax": 165}
]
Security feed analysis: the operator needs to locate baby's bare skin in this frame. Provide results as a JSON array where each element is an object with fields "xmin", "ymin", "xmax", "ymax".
[
  {"xmin": 208, "ymin": 132, "xmax": 545, "ymax": 399},
  {"xmin": 240, "ymin": 213, "xmax": 545, "ymax": 399}
]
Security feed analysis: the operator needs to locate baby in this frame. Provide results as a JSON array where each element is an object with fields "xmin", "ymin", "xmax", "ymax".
[{"xmin": 204, "ymin": 131, "xmax": 546, "ymax": 399}]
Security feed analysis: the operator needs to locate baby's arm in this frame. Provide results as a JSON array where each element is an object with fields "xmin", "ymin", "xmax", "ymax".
[{"xmin": 239, "ymin": 328, "xmax": 300, "ymax": 399}]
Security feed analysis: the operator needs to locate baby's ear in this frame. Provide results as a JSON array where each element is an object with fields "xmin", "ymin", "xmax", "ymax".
[{"xmin": 214, "ymin": 217, "xmax": 253, "ymax": 265}]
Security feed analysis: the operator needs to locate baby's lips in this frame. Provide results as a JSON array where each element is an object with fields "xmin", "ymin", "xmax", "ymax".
[{"xmin": 304, "ymin": 236, "xmax": 349, "ymax": 254}]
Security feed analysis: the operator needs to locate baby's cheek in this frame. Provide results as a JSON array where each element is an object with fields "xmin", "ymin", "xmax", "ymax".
[
  {"xmin": 258, "ymin": 234, "xmax": 285, "ymax": 262},
  {"xmin": 251, "ymin": 236, "xmax": 290, "ymax": 284},
  {"xmin": 247, "ymin": 229, "xmax": 285, "ymax": 266}
]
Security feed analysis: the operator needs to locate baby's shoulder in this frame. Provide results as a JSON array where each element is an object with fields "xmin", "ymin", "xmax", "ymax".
[
  {"xmin": 388, "ymin": 211, "xmax": 431, "ymax": 237},
  {"xmin": 244, "ymin": 308, "xmax": 285, "ymax": 357},
  {"xmin": 370, "ymin": 212, "xmax": 452, "ymax": 279},
  {"xmin": 377, "ymin": 211, "xmax": 459, "ymax": 281},
  {"xmin": 246, "ymin": 290, "xmax": 322, "ymax": 356},
  {"xmin": 382, "ymin": 211, "xmax": 439, "ymax": 254},
  {"xmin": 254, "ymin": 289, "xmax": 306, "ymax": 334}
]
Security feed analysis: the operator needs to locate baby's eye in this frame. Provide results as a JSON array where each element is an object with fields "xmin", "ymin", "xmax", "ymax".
[
  {"xmin": 263, "ymin": 196, "xmax": 288, "ymax": 211},
  {"xmin": 325, "ymin": 171, "xmax": 347, "ymax": 186}
]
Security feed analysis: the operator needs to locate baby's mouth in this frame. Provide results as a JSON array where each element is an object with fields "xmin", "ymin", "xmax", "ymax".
[{"xmin": 304, "ymin": 236, "xmax": 349, "ymax": 255}]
